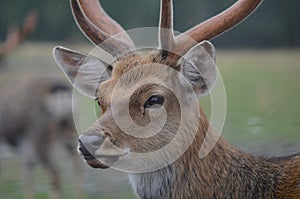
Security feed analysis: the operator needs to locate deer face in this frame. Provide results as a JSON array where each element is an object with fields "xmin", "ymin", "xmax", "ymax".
[
  {"xmin": 53, "ymin": 41, "xmax": 217, "ymax": 171},
  {"xmin": 53, "ymin": 0, "xmax": 261, "ymax": 171}
]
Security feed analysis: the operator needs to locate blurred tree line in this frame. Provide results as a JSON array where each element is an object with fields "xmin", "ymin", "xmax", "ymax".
[{"xmin": 0, "ymin": 0, "xmax": 299, "ymax": 48}]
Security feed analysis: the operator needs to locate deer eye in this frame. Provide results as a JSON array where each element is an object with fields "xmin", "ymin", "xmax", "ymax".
[{"xmin": 144, "ymin": 95, "xmax": 164, "ymax": 109}]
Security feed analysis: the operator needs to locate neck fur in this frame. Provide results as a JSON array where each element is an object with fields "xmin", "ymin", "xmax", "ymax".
[
  {"xmin": 127, "ymin": 107, "xmax": 296, "ymax": 199},
  {"xmin": 127, "ymin": 108, "xmax": 231, "ymax": 198}
]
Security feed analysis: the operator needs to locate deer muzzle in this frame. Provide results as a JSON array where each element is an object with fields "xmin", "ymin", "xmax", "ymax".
[{"xmin": 77, "ymin": 123, "xmax": 129, "ymax": 169}]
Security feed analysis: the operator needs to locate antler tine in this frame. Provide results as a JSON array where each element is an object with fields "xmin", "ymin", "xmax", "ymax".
[
  {"xmin": 171, "ymin": 0, "xmax": 262, "ymax": 59},
  {"xmin": 159, "ymin": 0, "xmax": 175, "ymax": 51},
  {"xmin": 71, "ymin": 0, "xmax": 135, "ymax": 57},
  {"xmin": 70, "ymin": 1, "xmax": 111, "ymax": 48},
  {"xmin": 78, "ymin": 0, "xmax": 133, "ymax": 42},
  {"xmin": 0, "ymin": 10, "xmax": 38, "ymax": 60},
  {"xmin": 0, "ymin": 28, "xmax": 20, "ymax": 60},
  {"xmin": 20, "ymin": 9, "xmax": 38, "ymax": 39}
]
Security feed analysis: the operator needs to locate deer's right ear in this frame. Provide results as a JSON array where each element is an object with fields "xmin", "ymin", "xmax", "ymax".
[{"xmin": 53, "ymin": 46, "xmax": 111, "ymax": 99}]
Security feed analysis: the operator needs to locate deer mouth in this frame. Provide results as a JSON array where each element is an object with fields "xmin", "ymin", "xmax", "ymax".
[
  {"xmin": 85, "ymin": 158, "xmax": 109, "ymax": 169},
  {"xmin": 77, "ymin": 141, "xmax": 109, "ymax": 169}
]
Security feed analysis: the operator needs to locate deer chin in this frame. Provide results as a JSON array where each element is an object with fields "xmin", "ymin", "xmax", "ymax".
[
  {"xmin": 79, "ymin": 151, "xmax": 130, "ymax": 169},
  {"xmin": 77, "ymin": 151, "xmax": 109, "ymax": 169},
  {"xmin": 85, "ymin": 158, "xmax": 109, "ymax": 169},
  {"xmin": 82, "ymin": 147, "xmax": 130, "ymax": 169}
]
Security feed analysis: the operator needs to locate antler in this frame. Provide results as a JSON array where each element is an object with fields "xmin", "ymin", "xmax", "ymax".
[
  {"xmin": 70, "ymin": 0, "xmax": 261, "ymax": 61},
  {"xmin": 70, "ymin": 0, "xmax": 135, "ymax": 57},
  {"xmin": 159, "ymin": 0, "xmax": 175, "ymax": 51},
  {"xmin": 0, "ymin": 10, "xmax": 38, "ymax": 60},
  {"xmin": 159, "ymin": 0, "xmax": 262, "ymax": 61}
]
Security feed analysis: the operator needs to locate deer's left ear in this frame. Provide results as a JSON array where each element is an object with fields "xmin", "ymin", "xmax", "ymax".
[{"xmin": 181, "ymin": 40, "xmax": 217, "ymax": 96}]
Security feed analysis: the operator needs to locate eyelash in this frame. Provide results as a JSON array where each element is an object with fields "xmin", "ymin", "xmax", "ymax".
[
  {"xmin": 95, "ymin": 98, "xmax": 107, "ymax": 113},
  {"xmin": 95, "ymin": 97, "xmax": 101, "ymax": 107}
]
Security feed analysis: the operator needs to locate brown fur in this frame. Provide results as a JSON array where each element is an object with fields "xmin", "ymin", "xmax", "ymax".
[
  {"xmin": 75, "ymin": 51, "xmax": 300, "ymax": 198},
  {"xmin": 54, "ymin": 0, "xmax": 299, "ymax": 198}
]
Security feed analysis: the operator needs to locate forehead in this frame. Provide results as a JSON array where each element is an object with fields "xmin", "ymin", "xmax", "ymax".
[{"xmin": 97, "ymin": 52, "xmax": 179, "ymax": 100}]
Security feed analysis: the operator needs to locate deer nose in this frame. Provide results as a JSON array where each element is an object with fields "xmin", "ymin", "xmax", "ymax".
[{"xmin": 78, "ymin": 134, "xmax": 104, "ymax": 157}]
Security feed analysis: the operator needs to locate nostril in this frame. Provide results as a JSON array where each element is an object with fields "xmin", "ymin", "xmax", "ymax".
[
  {"xmin": 78, "ymin": 134, "xmax": 104, "ymax": 152},
  {"xmin": 78, "ymin": 140, "xmax": 93, "ymax": 157}
]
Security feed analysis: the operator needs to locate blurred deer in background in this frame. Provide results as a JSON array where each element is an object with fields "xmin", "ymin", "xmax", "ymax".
[
  {"xmin": 0, "ymin": 10, "xmax": 38, "ymax": 64},
  {"xmin": 0, "ymin": 77, "xmax": 83, "ymax": 199},
  {"xmin": 53, "ymin": 0, "xmax": 300, "ymax": 198},
  {"xmin": 0, "ymin": 9, "xmax": 83, "ymax": 199}
]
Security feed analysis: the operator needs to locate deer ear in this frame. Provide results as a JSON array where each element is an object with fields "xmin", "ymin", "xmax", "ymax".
[
  {"xmin": 181, "ymin": 40, "xmax": 217, "ymax": 97},
  {"xmin": 53, "ymin": 46, "xmax": 111, "ymax": 99}
]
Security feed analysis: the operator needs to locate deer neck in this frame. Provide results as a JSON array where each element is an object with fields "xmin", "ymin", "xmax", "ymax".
[
  {"xmin": 127, "ymin": 107, "xmax": 237, "ymax": 198},
  {"xmin": 127, "ymin": 107, "xmax": 291, "ymax": 199}
]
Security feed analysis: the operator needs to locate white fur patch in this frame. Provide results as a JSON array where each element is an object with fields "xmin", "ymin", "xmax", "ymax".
[
  {"xmin": 127, "ymin": 174, "xmax": 139, "ymax": 196},
  {"xmin": 127, "ymin": 167, "xmax": 175, "ymax": 199},
  {"xmin": 128, "ymin": 173, "xmax": 166, "ymax": 198}
]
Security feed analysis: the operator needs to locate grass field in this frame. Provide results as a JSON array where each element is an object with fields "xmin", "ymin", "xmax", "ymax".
[{"xmin": 0, "ymin": 43, "xmax": 300, "ymax": 199}]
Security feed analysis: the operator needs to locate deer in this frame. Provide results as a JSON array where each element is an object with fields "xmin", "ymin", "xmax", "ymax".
[
  {"xmin": 0, "ymin": 77, "xmax": 83, "ymax": 199},
  {"xmin": 53, "ymin": 0, "xmax": 300, "ymax": 198},
  {"xmin": 0, "ymin": 9, "xmax": 83, "ymax": 199}
]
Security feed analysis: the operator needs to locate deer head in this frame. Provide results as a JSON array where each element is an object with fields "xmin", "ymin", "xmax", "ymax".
[{"xmin": 53, "ymin": 0, "xmax": 261, "ymax": 172}]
